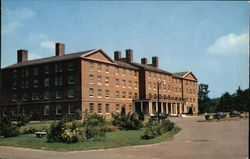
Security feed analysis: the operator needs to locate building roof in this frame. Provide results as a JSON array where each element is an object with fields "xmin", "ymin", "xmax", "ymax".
[
  {"xmin": 2, "ymin": 49, "xmax": 98, "ymax": 69},
  {"xmin": 131, "ymin": 62, "xmax": 173, "ymax": 75},
  {"xmin": 174, "ymin": 71, "xmax": 189, "ymax": 77},
  {"xmin": 114, "ymin": 61, "xmax": 139, "ymax": 70}
]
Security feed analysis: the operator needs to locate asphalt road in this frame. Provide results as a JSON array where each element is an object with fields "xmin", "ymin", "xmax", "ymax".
[{"xmin": 0, "ymin": 117, "xmax": 248, "ymax": 159}]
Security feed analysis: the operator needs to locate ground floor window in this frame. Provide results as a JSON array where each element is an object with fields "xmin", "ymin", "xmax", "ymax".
[
  {"xmin": 68, "ymin": 104, "xmax": 78, "ymax": 114},
  {"xmin": 89, "ymin": 103, "xmax": 94, "ymax": 113},
  {"xmin": 105, "ymin": 104, "xmax": 110, "ymax": 113},
  {"xmin": 44, "ymin": 105, "xmax": 50, "ymax": 115},
  {"xmin": 98, "ymin": 103, "xmax": 102, "ymax": 113},
  {"xmin": 116, "ymin": 104, "xmax": 119, "ymax": 112},
  {"xmin": 56, "ymin": 104, "xmax": 62, "ymax": 115}
]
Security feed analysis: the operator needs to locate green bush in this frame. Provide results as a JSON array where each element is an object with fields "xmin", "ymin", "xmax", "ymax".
[
  {"xmin": 141, "ymin": 119, "xmax": 175, "ymax": 139},
  {"xmin": 112, "ymin": 112, "xmax": 143, "ymax": 130},
  {"xmin": 19, "ymin": 125, "xmax": 49, "ymax": 134},
  {"xmin": 0, "ymin": 116, "xmax": 19, "ymax": 137}
]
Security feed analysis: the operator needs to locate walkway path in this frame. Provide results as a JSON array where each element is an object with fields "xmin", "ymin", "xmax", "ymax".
[{"xmin": 0, "ymin": 117, "xmax": 248, "ymax": 159}]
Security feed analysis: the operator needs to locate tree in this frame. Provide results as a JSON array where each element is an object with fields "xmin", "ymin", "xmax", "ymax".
[
  {"xmin": 217, "ymin": 92, "xmax": 233, "ymax": 112},
  {"xmin": 198, "ymin": 84, "xmax": 210, "ymax": 114}
]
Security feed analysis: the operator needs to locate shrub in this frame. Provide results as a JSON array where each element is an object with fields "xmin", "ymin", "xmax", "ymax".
[
  {"xmin": 0, "ymin": 116, "xmax": 19, "ymax": 137},
  {"xmin": 19, "ymin": 125, "xmax": 49, "ymax": 134},
  {"xmin": 112, "ymin": 112, "xmax": 143, "ymax": 130},
  {"xmin": 141, "ymin": 119, "xmax": 175, "ymax": 139}
]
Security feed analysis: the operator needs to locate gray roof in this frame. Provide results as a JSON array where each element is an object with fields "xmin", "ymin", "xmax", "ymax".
[
  {"xmin": 131, "ymin": 62, "xmax": 172, "ymax": 75},
  {"xmin": 174, "ymin": 71, "xmax": 189, "ymax": 77},
  {"xmin": 114, "ymin": 61, "xmax": 139, "ymax": 70},
  {"xmin": 3, "ymin": 49, "xmax": 96, "ymax": 69}
]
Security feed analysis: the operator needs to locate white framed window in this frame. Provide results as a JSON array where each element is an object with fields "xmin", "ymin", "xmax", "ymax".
[
  {"xmin": 105, "ymin": 77, "xmax": 109, "ymax": 85},
  {"xmin": 55, "ymin": 64, "xmax": 63, "ymax": 73},
  {"xmin": 134, "ymin": 81, "xmax": 138, "ymax": 89},
  {"xmin": 98, "ymin": 103, "xmax": 102, "ymax": 113},
  {"xmin": 44, "ymin": 105, "xmax": 50, "ymax": 115},
  {"xmin": 115, "ymin": 79, "xmax": 119, "ymax": 87},
  {"xmin": 68, "ymin": 89, "xmax": 75, "ymax": 98},
  {"xmin": 97, "ymin": 63, "xmax": 102, "ymax": 72},
  {"xmin": 89, "ymin": 103, "xmax": 94, "ymax": 113},
  {"xmin": 98, "ymin": 89, "xmax": 102, "ymax": 98},
  {"xmin": 68, "ymin": 104, "xmax": 77, "ymax": 114},
  {"xmin": 105, "ymin": 64, "xmax": 109, "ymax": 73},
  {"xmin": 122, "ymin": 80, "xmax": 126, "ymax": 88},
  {"xmin": 56, "ymin": 104, "xmax": 62, "ymax": 115},
  {"xmin": 105, "ymin": 90, "xmax": 109, "ymax": 98},
  {"xmin": 97, "ymin": 76, "xmax": 102, "ymax": 85},
  {"xmin": 33, "ymin": 79, "xmax": 38, "ymax": 87},
  {"xmin": 128, "ymin": 92, "xmax": 132, "ymax": 99},
  {"xmin": 68, "ymin": 75, "xmax": 74, "ymax": 84},
  {"xmin": 56, "ymin": 90, "xmax": 62, "ymax": 99},
  {"xmin": 44, "ymin": 65, "xmax": 49, "ymax": 74},
  {"xmin": 89, "ymin": 62, "xmax": 94, "ymax": 71},
  {"xmin": 32, "ymin": 92, "xmax": 39, "ymax": 100},
  {"xmin": 44, "ymin": 91, "xmax": 50, "ymax": 99},
  {"xmin": 89, "ymin": 75, "xmax": 94, "ymax": 84},
  {"xmin": 122, "ymin": 91, "xmax": 126, "ymax": 99},
  {"xmin": 105, "ymin": 104, "xmax": 110, "ymax": 113},
  {"xmin": 128, "ymin": 81, "xmax": 132, "ymax": 88},
  {"xmin": 21, "ymin": 81, "xmax": 25, "ymax": 89},
  {"xmin": 115, "ymin": 91, "xmax": 119, "ymax": 99},
  {"xmin": 13, "ymin": 82, "xmax": 17, "ymax": 90},
  {"xmin": 22, "ymin": 93, "xmax": 28, "ymax": 101},
  {"xmin": 89, "ymin": 88, "xmax": 94, "ymax": 97},
  {"xmin": 68, "ymin": 63, "xmax": 74, "ymax": 71},
  {"xmin": 55, "ymin": 77, "xmax": 63, "ymax": 85},
  {"xmin": 44, "ymin": 78, "xmax": 50, "ymax": 87},
  {"xmin": 115, "ymin": 104, "xmax": 119, "ymax": 112}
]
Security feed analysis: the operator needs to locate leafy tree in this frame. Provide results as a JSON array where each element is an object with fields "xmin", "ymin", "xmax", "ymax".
[{"xmin": 198, "ymin": 84, "xmax": 210, "ymax": 113}]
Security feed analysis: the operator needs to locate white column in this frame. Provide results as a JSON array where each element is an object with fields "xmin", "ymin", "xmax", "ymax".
[{"xmin": 149, "ymin": 101, "xmax": 153, "ymax": 115}]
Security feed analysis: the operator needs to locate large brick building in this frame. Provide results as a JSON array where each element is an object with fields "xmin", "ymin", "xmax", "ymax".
[{"xmin": 0, "ymin": 43, "xmax": 198, "ymax": 119}]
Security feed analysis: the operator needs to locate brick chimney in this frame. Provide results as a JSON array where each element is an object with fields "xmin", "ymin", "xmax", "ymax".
[
  {"xmin": 141, "ymin": 58, "xmax": 148, "ymax": 64},
  {"xmin": 125, "ymin": 49, "xmax": 133, "ymax": 63},
  {"xmin": 152, "ymin": 56, "xmax": 159, "ymax": 67},
  {"xmin": 114, "ymin": 51, "xmax": 121, "ymax": 61},
  {"xmin": 17, "ymin": 50, "xmax": 28, "ymax": 63},
  {"xmin": 55, "ymin": 43, "xmax": 65, "ymax": 56}
]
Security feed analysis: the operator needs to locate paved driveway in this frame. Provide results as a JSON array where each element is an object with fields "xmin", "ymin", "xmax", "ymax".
[{"xmin": 0, "ymin": 117, "xmax": 248, "ymax": 159}]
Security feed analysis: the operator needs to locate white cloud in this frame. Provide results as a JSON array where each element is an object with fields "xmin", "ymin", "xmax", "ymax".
[
  {"xmin": 40, "ymin": 41, "xmax": 55, "ymax": 50},
  {"xmin": 207, "ymin": 32, "xmax": 249, "ymax": 56},
  {"xmin": 2, "ymin": 8, "xmax": 35, "ymax": 34},
  {"xmin": 29, "ymin": 53, "xmax": 43, "ymax": 60},
  {"xmin": 28, "ymin": 33, "xmax": 48, "ymax": 41}
]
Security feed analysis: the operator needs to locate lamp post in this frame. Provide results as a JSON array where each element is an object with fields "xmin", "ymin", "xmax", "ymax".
[{"xmin": 157, "ymin": 80, "xmax": 166, "ymax": 123}]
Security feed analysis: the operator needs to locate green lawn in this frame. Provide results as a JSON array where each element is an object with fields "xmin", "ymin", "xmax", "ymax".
[{"xmin": 0, "ymin": 127, "xmax": 180, "ymax": 151}]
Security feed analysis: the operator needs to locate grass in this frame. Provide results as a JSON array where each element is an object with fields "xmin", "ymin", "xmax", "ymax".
[{"xmin": 0, "ymin": 127, "xmax": 180, "ymax": 152}]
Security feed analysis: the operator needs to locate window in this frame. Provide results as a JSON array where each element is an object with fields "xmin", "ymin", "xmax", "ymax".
[
  {"xmin": 115, "ymin": 104, "xmax": 119, "ymax": 111},
  {"xmin": 44, "ymin": 78, "xmax": 49, "ymax": 87},
  {"xmin": 22, "ymin": 93, "xmax": 28, "ymax": 101},
  {"xmin": 55, "ymin": 64, "xmax": 63, "ymax": 73},
  {"xmin": 128, "ymin": 92, "xmax": 132, "ymax": 99},
  {"xmin": 105, "ymin": 90, "xmax": 109, "ymax": 98},
  {"xmin": 116, "ymin": 67, "xmax": 119, "ymax": 75},
  {"xmin": 13, "ymin": 70, "xmax": 17, "ymax": 78},
  {"xmin": 89, "ymin": 62, "xmax": 94, "ymax": 71},
  {"xmin": 32, "ymin": 92, "xmax": 39, "ymax": 100},
  {"xmin": 193, "ymin": 98, "xmax": 195, "ymax": 103},
  {"xmin": 134, "ymin": 71, "xmax": 137, "ymax": 77},
  {"xmin": 122, "ymin": 80, "xmax": 126, "ymax": 88},
  {"xmin": 179, "ymin": 88, "xmax": 181, "ymax": 93},
  {"xmin": 56, "ymin": 104, "xmax": 62, "ymax": 115},
  {"xmin": 33, "ymin": 79, "xmax": 38, "ymax": 87},
  {"xmin": 68, "ymin": 63, "xmax": 74, "ymax": 71},
  {"xmin": 128, "ymin": 81, "xmax": 132, "ymax": 88},
  {"xmin": 68, "ymin": 104, "xmax": 77, "ymax": 114},
  {"xmin": 105, "ymin": 64, "xmax": 109, "ymax": 73},
  {"xmin": 122, "ymin": 68, "xmax": 125, "ymax": 76},
  {"xmin": 56, "ymin": 90, "xmax": 62, "ymax": 99},
  {"xmin": 115, "ymin": 91, "xmax": 119, "ymax": 98},
  {"xmin": 98, "ymin": 89, "xmax": 102, "ymax": 98},
  {"xmin": 89, "ymin": 103, "xmax": 94, "ymax": 113},
  {"xmin": 148, "ymin": 82, "xmax": 151, "ymax": 89},
  {"xmin": 105, "ymin": 104, "xmax": 110, "ymax": 113},
  {"xmin": 98, "ymin": 104, "xmax": 102, "ymax": 113},
  {"xmin": 44, "ymin": 105, "xmax": 50, "ymax": 115},
  {"xmin": 153, "ymin": 83, "xmax": 156, "ymax": 90},
  {"xmin": 115, "ymin": 79, "xmax": 119, "ymax": 87},
  {"xmin": 55, "ymin": 77, "xmax": 63, "ymax": 85},
  {"xmin": 21, "ymin": 81, "xmax": 25, "ymax": 89},
  {"xmin": 134, "ymin": 93, "xmax": 138, "ymax": 99},
  {"xmin": 89, "ymin": 75, "xmax": 94, "ymax": 84},
  {"xmin": 97, "ymin": 63, "xmax": 102, "ymax": 72},
  {"xmin": 97, "ymin": 76, "xmax": 102, "ymax": 85},
  {"xmin": 68, "ymin": 75, "xmax": 74, "ymax": 84},
  {"xmin": 24, "ymin": 68, "xmax": 29, "ymax": 77},
  {"xmin": 44, "ymin": 65, "xmax": 49, "ymax": 74},
  {"xmin": 89, "ymin": 88, "xmax": 94, "ymax": 97},
  {"xmin": 33, "ymin": 67, "xmax": 38, "ymax": 75},
  {"xmin": 134, "ymin": 81, "xmax": 138, "ymax": 89},
  {"xmin": 68, "ymin": 89, "xmax": 75, "ymax": 98},
  {"xmin": 105, "ymin": 77, "xmax": 109, "ymax": 85},
  {"xmin": 13, "ymin": 82, "xmax": 17, "ymax": 90},
  {"xmin": 12, "ymin": 94, "xmax": 17, "ymax": 102},
  {"xmin": 175, "ymin": 87, "xmax": 178, "ymax": 93},
  {"xmin": 122, "ymin": 91, "xmax": 126, "ymax": 99},
  {"xmin": 44, "ymin": 91, "xmax": 50, "ymax": 99}
]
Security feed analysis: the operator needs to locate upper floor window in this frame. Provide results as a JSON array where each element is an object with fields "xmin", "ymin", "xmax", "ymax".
[
  {"xmin": 128, "ymin": 92, "xmax": 132, "ymax": 99},
  {"xmin": 56, "ymin": 90, "xmax": 62, "ymax": 99},
  {"xmin": 115, "ymin": 104, "xmax": 120, "ymax": 112},
  {"xmin": 44, "ymin": 105, "xmax": 50, "ymax": 115},
  {"xmin": 122, "ymin": 80, "xmax": 126, "ymax": 88},
  {"xmin": 134, "ymin": 81, "xmax": 138, "ymax": 89},
  {"xmin": 68, "ymin": 75, "xmax": 75, "ymax": 84},
  {"xmin": 44, "ymin": 91, "xmax": 50, "ymax": 99},
  {"xmin": 105, "ymin": 104, "xmax": 110, "ymax": 113},
  {"xmin": 89, "ymin": 75, "xmax": 94, "ymax": 84},
  {"xmin": 68, "ymin": 63, "xmax": 74, "ymax": 71},
  {"xmin": 115, "ymin": 79, "xmax": 119, "ymax": 87},
  {"xmin": 105, "ymin": 90, "xmax": 110, "ymax": 98},
  {"xmin": 44, "ymin": 65, "xmax": 49, "ymax": 74},
  {"xmin": 56, "ymin": 104, "xmax": 62, "ymax": 115},
  {"xmin": 97, "ymin": 76, "xmax": 102, "ymax": 85},
  {"xmin": 32, "ymin": 92, "xmax": 39, "ymax": 100},
  {"xmin": 68, "ymin": 89, "xmax": 75, "ymax": 98},
  {"xmin": 22, "ymin": 93, "xmax": 28, "ymax": 101},
  {"xmin": 115, "ymin": 91, "xmax": 120, "ymax": 99},
  {"xmin": 21, "ymin": 68, "xmax": 29, "ymax": 77},
  {"xmin": 33, "ymin": 67, "xmax": 38, "ymax": 76},
  {"xmin": 44, "ymin": 78, "xmax": 50, "ymax": 87},
  {"xmin": 68, "ymin": 104, "xmax": 78, "ymax": 114},
  {"xmin": 55, "ymin": 64, "xmax": 63, "ymax": 73},
  {"xmin": 105, "ymin": 64, "xmax": 109, "ymax": 73},
  {"xmin": 12, "ymin": 82, "xmax": 17, "ymax": 90},
  {"xmin": 12, "ymin": 94, "xmax": 17, "ymax": 102},
  {"xmin": 98, "ymin": 103, "xmax": 102, "ymax": 113},
  {"xmin": 122, "ymin": 91, "xmax": 126, "ymax": 99},
  {"xmin": 122, "ymin": 69, "xmax": 125, "ymax": 76},
  {"xmin": 148, "ymin": 82, "xmax": 151, "ymax": 89},
  {"xmin": 55, "ymin": 77, "xmax": 63, "ymax": 85},
  {"xmin": 105, "ymin": 77, "xmax": 109, "ymax": 85},
  {"xmin": 97, "ymin": 63, "xmax": 102, "ymax": 72},
  {"xmin": 134, "ymin": 71, "xmax": 137, "ymax": 77},
  {"xmin": 13, "ymin": 70, "xmax": 17, "ymax": 78},
  {"xmin": 89, "ymin": 62, "xmax": 94, "ymax": 71},
  {"xmin": 89, "ymin": 88, "xmax": 94, "ymax": 97},
  {"xmin": 98, "ymin": 89, "xmax": 102, "ymax": 98},
  {"xmin": 89, "ymin": 103, "xmax": 94, "ymax": 113},
  {"xmin": 128, "ymin": 81, "xmax": 132, "ymax": 88},
  {"xmin": 33, "ymin": 79, "xmax": 38, "ymax": 88}
]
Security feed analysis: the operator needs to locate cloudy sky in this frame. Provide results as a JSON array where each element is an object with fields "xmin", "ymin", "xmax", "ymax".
[{"xmin": 1, "ymin": 1, "xmax": 249, "ymax": 98}]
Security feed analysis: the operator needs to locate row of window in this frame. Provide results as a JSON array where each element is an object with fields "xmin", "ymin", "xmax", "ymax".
[
  {"xmin": 186, "ymin": 89, "xmax": 196, "ymax": 95},
  {"xmin": 13, "ymin": 75, "xmax": 75, "ymax": 90},
  {"xmin": 12, "ymin": 89, "xmax": 75, "ymax": 102},
  {"xmin": 13, "ymin": 63, "xmax": 74, "ymax": 78},
  {"xmin": 88, "ymin": 88, "xmax": 138, "ymax": 99},
  {"xmin": 89, "ymin": 61, "xmax": 137, "ymax": 77},
  {"xmin": 186, "ymin": 98, "xmax": 196, "ymax": 104},
  {"xmin": 89, "ymin": 103, "xmax": 132, "ymax": 113},
  {"xmin": 44, "ymin": 104, "xmax": 77, "ymax": 115}
]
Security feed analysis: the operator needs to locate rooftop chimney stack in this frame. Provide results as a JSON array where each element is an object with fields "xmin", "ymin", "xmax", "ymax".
[
  {"xmin": 55, "ymin": 43, "xmax": 65, "ymax": 56},
  {"xmin": 141, "ymin": 58, "xmax": 148, "ymax": 64},
  {"xmin": 17, "ymin": 50, "xmax": 28, "ymax": 63},
  {"xmin": 152, "ymin": 56, "xmax": 159, "ymax": 67},
  {"xmin": 125, "ymin": 49, "xmax": 133, "ymax": 63},
  {"xmin": 114, "ymin": 51, "xmax": 121, "ymax": 61}
]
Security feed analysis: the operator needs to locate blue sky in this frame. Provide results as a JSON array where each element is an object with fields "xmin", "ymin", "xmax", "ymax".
[{"xmin": 1, "ymin": 1, "xmax": 249, "ymax": 98}]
